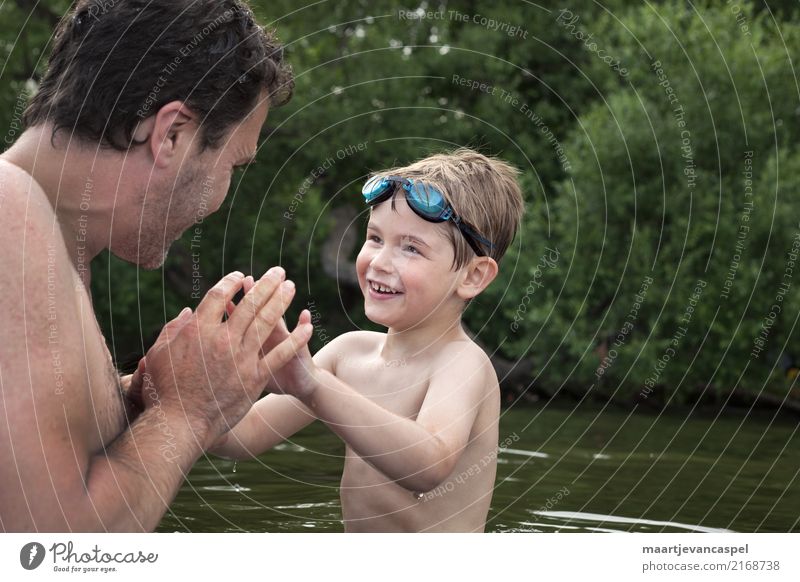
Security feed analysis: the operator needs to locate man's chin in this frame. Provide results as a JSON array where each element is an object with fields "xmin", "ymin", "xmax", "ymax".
[
  {"xmin": 139, "ymin": 251, "xmax": 169, "ymax": 270},
  {"xmin": 142, "ymin": 241, "xmax": 174, "ymax": 269},
  {"xmin": 112, "ymin": 243, "xmax": 171, "ymax": 270}
]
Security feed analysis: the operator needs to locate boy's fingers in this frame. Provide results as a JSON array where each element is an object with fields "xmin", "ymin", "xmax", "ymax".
[
  {"xmin": 259, "ymin": 322, "xmax": 313, "ymax": 380},
  {"xmin": 243, "ymin": 279, "xmax": 296, "ymax": 350},
  {"xmin": 196, "ymin": 272, "xmax": 245, "ymax": 324},
  {"xmin": 293, "ymin": 311, "xmax": 314, "ymax": 361},
  {"xmin": 258, "ymin": 317, "xmax": 291, "ymax": 358},
  {"xmin": 227, "ymin": 268, "xmax": 285, "ymax": 336}
]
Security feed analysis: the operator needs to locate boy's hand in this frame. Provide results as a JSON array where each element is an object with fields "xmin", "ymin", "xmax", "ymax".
[
  {"xmin": 259, "ymin": 309, "xmax": 319, "ymax": 400},
  {"xmin": 226, "ymin": 277, "xmax": 318, "ymax": 400}
]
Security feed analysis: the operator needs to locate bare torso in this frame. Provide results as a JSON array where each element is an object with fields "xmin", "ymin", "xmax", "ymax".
[
  {"xmin": 0, "ymin": 160, "xmax": 128, "ymax": 527},
  {"xmin": 332, "ymin": 332, "xmax": 500, "ymax": 532},
  {"xmin": 68, "ymin": 285, "xmax": 129, "ymax": 452}
]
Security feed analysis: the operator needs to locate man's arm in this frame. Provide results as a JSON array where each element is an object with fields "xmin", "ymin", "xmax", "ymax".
[{"xmin": 298, "ymin": 342, "xmax": 493, "ymax": 492}]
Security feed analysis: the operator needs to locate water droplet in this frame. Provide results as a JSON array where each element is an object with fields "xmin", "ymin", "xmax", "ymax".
[{"xmin": 232, "ymin": 461, "xmax": 238, "ymax": 473}]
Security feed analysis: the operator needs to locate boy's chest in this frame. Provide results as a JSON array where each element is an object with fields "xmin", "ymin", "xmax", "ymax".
[{"xmin": 335, "ymin": 356, "xmax": 431, "ymax": 419}]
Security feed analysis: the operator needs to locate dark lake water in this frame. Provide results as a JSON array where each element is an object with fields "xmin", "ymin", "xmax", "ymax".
[{"xmin": 158, "ymin": 404, "xmax": 800, "ymax": 532}]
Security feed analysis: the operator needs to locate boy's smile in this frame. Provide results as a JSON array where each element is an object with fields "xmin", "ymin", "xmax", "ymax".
[
  {"xmin": 367, "ymin": 279, "xmax": 404, "ymax": 298},
  {"xmin": 356, "ymin": 194, "xmax": 464, "ymax": 331}
]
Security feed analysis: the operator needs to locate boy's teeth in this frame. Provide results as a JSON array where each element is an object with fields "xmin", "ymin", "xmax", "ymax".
[{"xmin": 371, "ymin": 281, "xmax": 398, "ymax": 294}]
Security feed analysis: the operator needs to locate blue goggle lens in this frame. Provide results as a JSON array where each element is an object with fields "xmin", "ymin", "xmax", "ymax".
[
  {"xmin": 362, "ymin": 176, "xmax": 389, "ymax": 202},
  {"xmin": 405, "ymin": 181, "xmax": 451, "ymax": 221},
  {"xmin": 362, "ymin": 176, "xmax": 450, "ymax": 220},
  {"xmin": 361, "ymin": 175, "xmax": 494, "ymax": 256}
]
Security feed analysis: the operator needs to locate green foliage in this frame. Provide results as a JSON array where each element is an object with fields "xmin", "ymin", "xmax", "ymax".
[
  {"xmin": 2, "ymin": 1, "xmax": 799, "ymax": 402},
  {"xmin": 515, "ymin": 1, "xmax": 800, "ymax": 401}
]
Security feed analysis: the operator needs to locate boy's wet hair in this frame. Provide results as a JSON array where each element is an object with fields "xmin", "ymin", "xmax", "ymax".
[
  {"xmin": 373, "ymin": 148, "xmax": 525, "ymax": 269},
  {"xmin": 24, "ymin": 0, "xmax": 293, "ymax": 151}
]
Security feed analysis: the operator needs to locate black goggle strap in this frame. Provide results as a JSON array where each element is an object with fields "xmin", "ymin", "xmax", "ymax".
[
  {"xmin": 454, "ymin": 217, "xmax": 494, "ymax": 257},
  {"xmin": 452, "ymin": 215, "xmax": 495, "ymax": 251}
]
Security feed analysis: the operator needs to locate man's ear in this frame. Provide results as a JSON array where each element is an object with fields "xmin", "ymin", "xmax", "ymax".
[
  {"xmin": 457, "ymin": 256, "xmax": 499, "ymax": 300},
  {"xmin": 133, "ymin": 101, "xmax": 199, "ymax": 169}
]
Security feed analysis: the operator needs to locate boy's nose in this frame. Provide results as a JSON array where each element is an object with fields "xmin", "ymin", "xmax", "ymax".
[{"xmin": 370, "ymin": 245, "xmax": 394, "ymax": 273}]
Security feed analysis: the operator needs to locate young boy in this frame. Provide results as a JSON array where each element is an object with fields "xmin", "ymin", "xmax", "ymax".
[{"xmin": 210, "ymin": 148, "xmax": 525, "ymax": 532}]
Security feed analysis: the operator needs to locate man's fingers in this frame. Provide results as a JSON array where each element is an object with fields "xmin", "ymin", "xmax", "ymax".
[
  {"xmin": 243, "ymin": 275, "xmax": 255, "ymax": 295},
  {"xmin": 131, "ymin": 356, "xmax": 146, "ymax": 384},
  {"xmin": 153, "ymin": 307, "xmax": 193, "ymax": 349},
  {"xmin": 227, "ymin": 267, "xmax": 285, "ymax": 335},
  {"xmin": 259, "ymin": 322, "xmax": 313, "ymax": 380},
  {"xmin": 196, "ymin": 272, "xmax": 245, "ymax": 323},
  {"xmin": 243, "ymin": 279, "xmax": 296, "ymax": 351},
  {"xmin": 225, "ymin": 275, "xmax": 256, "ymax": 318},
  {"xmin": 127, "ymin": 357, "xmax": 147, "ymax": 413}
]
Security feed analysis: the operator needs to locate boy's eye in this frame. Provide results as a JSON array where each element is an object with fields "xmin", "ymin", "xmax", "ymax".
[
  {"xmin": 403, "ymin": 244, "xmax": 420, "ymax": 255},
  {"xmin": 368, "ymin": 235, "xmax": 382, "ymax": 244}
]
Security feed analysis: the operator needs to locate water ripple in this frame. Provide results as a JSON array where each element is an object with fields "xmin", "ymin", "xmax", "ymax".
[{"xmin": 534, "ymin": 510, "xmax": 734, "ymax": 533}]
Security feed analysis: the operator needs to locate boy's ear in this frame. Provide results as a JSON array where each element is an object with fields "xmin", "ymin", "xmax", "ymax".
[
  {"xmin": 457, "ymin": 256, "xmax": 499, "ymax": 300},
  {"xmin": 133, "ymin": 101, "xmax": 199, "ymax": 169}
]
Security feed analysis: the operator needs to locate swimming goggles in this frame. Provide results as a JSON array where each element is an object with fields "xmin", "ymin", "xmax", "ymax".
[{"xmin": 361, "ymin": 175, "xmax": 494, "ymax": 257}]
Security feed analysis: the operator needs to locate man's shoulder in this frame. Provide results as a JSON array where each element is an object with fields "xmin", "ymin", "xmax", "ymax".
[
  {"xmin": 0, "ymin": 159, "xmax": 79, "ymax": 349},
  {"xmin": 0, "ymin": 159, "xmax": 57, "ymax": 238},
  {"xmin": 0, "ymin": 160, "xmax": 69, "ymax": 284},
  {"xmin": 0, "ymin": 158, "xmax": 50, "ymax": 203}
]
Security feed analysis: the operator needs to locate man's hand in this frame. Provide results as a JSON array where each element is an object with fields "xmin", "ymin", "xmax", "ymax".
[{"xmin": 142, "ymin": 268, "xmax": 313, "ymax": 449}]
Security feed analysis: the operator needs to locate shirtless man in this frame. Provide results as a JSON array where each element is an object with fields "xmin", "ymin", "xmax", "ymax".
[{"xmin": 0, "ymin": 0, "xmax": 310, "ymax": 532}]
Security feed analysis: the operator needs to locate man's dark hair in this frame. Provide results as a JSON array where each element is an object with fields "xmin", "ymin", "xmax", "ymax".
[{"xmin": 24, "ymin": 0, "xmax": 294, "ymax": 150}]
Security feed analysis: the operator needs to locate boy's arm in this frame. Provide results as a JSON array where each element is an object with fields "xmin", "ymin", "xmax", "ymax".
[
  {"xmin": 208, "ymin": 334, "xmax": 339, "ymax": 459},
  {"xmin": 300, "ymin": 345, "xmax": 491, "ymax": 492},
  {"xmin": 207, "ymin": 395, "xmax": 315, "ymax": 459}
]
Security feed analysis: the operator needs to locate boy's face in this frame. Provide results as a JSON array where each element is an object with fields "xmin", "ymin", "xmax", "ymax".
[{"xmin": 356, "ymin": 195, "xmax": 465, "ymax": 330}]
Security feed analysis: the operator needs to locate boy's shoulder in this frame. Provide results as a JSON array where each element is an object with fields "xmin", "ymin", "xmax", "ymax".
[
  {"xmin": 315, "ymin": 330, "xmax": 385, "ymax": 373},
  {"xmin": 434, "ymin": 336, "xmax": 490, "ymax": 360},
  {"xmin": 328, "ymin": 330, "xmax": 384, "ymax": 352},
  {"xmin": 421, "ymin": 338, "xmax": 499, "ymax": 413},
  {"xmin": 430, "ymin": 338, "xmax": 496, "ymax": 383}
]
